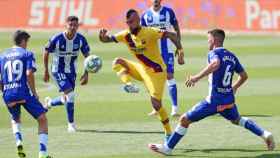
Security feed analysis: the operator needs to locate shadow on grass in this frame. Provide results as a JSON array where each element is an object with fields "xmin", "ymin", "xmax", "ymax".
[
  {"xmin": 77, "ymin": 129, "xmax": 164, "ymax": 134},
  {"xmin": 174, "ymin": 148, "xmax": 280, "ymax": 158},
  {"xmin": 241, "ymin": 115, "xmax": 273, "ymax": 118}
]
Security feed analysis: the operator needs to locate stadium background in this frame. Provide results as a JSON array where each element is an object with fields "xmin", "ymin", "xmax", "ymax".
[{"xmin": 0, "ymin": 0, "xmax": 279, "ymax": 158}]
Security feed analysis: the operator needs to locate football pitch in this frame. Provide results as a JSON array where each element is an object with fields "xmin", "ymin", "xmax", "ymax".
[{"xmin": 0, "ymin": 32, "xmax": 279, "ymax": 158}]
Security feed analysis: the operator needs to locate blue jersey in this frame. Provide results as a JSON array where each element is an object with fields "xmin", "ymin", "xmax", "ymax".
[
  {"xmin": 45, "ymin": 32, "xmax": 90, "ymax": 74},
  {"xmin": 0, "ymin": 47, "xmax": 37, "ymax": 103},
  {"xmin": 141, "ymin": 6, "xmax": 178, "ymax": 54},
  {"xmin": 206, "ymin": 47, "xmax": 245, "ymax": 105}
]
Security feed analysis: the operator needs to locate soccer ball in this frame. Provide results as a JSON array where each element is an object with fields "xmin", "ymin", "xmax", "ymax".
[{"xmin": 84, "ymin": 55, "xmax": 102, "ymax": 73}]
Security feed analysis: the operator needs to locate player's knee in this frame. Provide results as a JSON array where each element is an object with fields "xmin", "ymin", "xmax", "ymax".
[
  {"xmin": 37, "ymin": 114, "xmax": 47, "ymax": 123},
  {"xmin": 179, "ymin": 115, "xmax": 191, "ymax": 128},
  {"xmin": 231, "ymin": 117, "xmax": 241, "ymax": 125},
  {"xmin": 167, "ymin": 73, "xmax": 174, "ymax": 80},
  {"xmin": 65, "ymin": 91, "xmax": 75, "ymax": 103},
  {"xmin": 151, "ymin": 97, "xmax": 161, "ymax": 111}
]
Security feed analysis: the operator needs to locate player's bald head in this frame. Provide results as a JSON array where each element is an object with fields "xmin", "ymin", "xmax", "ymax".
[{"xmin": 208, "ymin": 29, "xmax": 225, "ymax": 43}]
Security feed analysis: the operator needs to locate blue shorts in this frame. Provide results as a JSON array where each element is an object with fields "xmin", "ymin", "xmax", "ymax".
[
  {"xmin": 52, "ymin": 73, "xmax": 76, "ymax": 92},
  {"xmin": 6, "ymin": 96, "xmax": 47, "ymax": 120},
  {"xmin": 161, "ymin": 52, "xmax": 174, "ymax": 74},
  {"xmin": 186, "ymin": 99, "xmax": 240, "ymax": 122}
]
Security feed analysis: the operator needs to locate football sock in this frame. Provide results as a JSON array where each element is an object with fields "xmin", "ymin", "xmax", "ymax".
[
  {"xmin": 66, "ymin": 102, "xmax": 74, "ymax": 123},
  {"xmin": 50, "ymin": 96, "xmax": 64, "ymax": 106},
  {"xmin": 113, "ymin": 63, "xmax": 131, "ymax": 84},
  {"xmin": 167, "ymin": 79, "xmax": 178, "ymax": 107},
  {"xmin": 39, "ymin": 133, "xmax": 48, "ymax": 156},
  {"xmin": 166, "ymin": 125, "xmax": 188, "ymax": 149},
  {"xmin": 12, "ymin": 120, "xmax": 22, "ymax": 146},
  {"xmin": 158, "ymin": 107, "xmax": 172, "ymax": 135},
  {"xmin": 239, "ymin": 117, "xmax": 264, "ymax": 136}
]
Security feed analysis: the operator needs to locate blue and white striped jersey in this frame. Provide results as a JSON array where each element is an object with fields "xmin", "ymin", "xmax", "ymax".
[
  {"xmin": 45, "ymin": 32, "xmax": 90, "ymax": 74},
  {"xmin": 141, "ymin": 6, "xmax": 178, "ymax": 54}
]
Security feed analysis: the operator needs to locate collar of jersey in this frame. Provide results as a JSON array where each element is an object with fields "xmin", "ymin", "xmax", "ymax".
[
  {"xmin": 150, "ymin": 6, "xmax": 163, "ymax": 13},
  {"xmin": 63, "ymin": 31, "xmax": 77, "ymax": 41},
  {"xmin": 214, "ymin": 47, "xmax": 224, "ymax": 50}
]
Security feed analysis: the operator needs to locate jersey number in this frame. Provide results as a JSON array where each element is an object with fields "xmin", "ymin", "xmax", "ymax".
[
  {"xmin": 4, "ymin": 60, "xmax": 23, "ymax": 82},
  {"xmin": 222, "ymin": 65, "xmax": 232, "ymax": 86}
]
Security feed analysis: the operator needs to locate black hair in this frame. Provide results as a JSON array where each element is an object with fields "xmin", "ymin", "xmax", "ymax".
[
  {"xmin": 13, "ymin": 30, "xmax": 30, "ymax": 45},
  {"xmin": 208, "ymin": 28, "xmax": 225, "ymax": 42},
  {"xmin": 126, "ymin": 9, "xmax": 138, "ymax": 19},
  {"xmin": 66, "ymin": 15, "xmax": 79, "ymax": 22}
]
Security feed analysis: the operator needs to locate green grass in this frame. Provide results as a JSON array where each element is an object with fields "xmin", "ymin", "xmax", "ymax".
[{"xmin": 0, "ymin": 32, "xmax": 279, "ymax": 158}]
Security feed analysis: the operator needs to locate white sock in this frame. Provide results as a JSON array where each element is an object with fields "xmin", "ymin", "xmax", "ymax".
[
  {"xmin": 261, "ymin": 130, "xmax": 271, "ymax": 140},
  {"xmin": 175, "ymin": 124, "xmax": 188, "ymax": 135},
  {"xmin": 11, "ymin": 120, "xmax": 22, "ymax": 146},
  {"xmin": 39, "ymin": 133, "xmax": 48, "ymax": 156}
]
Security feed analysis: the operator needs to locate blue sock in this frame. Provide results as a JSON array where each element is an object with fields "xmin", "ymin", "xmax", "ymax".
[
  {"xmin": 167, "ymin": 125, "xmax": 187, "ymax": 149},
  {"xmin": 167, "ymin": 79, "xmax": 177, "ymax": 107},
  {"xmin": 50, "ymin": 96, "xmax": 64, "ymax": 106},
  {"xmin": 66, "ymin": 102, "xmax": 74, "ymax": 123},
  {"xmin": 39, "ymin": 133, "xmax": 48, "ymax": 156},
  {"xmin": 239, "ymin": 117, "xmax": 264, "ymax": 136}
]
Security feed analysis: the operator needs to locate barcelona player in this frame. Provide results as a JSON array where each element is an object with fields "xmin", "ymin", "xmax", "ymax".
[
  {"xmin": 99, "ymin": 9, "xmax": 184, "ymax": 141},
  {"xmin": 0, "ymin": 30, "xmax": 52, "ymax": 158},
  {"xmin": 148, "ymin": 29, "xmax": 275, "ymax": 155},
  {"xmin": 141, "ymin": 0, "xmax": 184, "ymax": 116}
]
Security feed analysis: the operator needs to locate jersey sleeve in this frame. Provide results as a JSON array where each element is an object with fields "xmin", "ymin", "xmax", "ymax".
[
  {"xmin": 234, "ymin": 57, "xmax": 245, "ymax": 73},
  {"xmin": 208, "ymin": 51, "xmax": 219, "ymax": 63},
  {"xmin": 45, "ymin": 36, "xmax": 57, "ymax": 53},
  {"xmin": 148, "ymin": 27, "xmax": 165, "ymax": 40},
  {"xmin": 169, "ymin": 8, "xmax": 178, "ymax": 26},
  {"xmin": 26, "ymin": 52, "xmax": 37, "ymax": 72},
  {"xmin": 140, "ymin": 14, "xmax": 147, "ymax": 26},
  {"xmin": 80, "ymin": 36, "xmax": 90, "ymax": 56},
  {"xmin": 112, "ymin": 30, "xmax": 128, "ymax": 43}
]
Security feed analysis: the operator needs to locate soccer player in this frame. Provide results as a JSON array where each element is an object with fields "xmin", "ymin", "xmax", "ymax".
[
  {"xmin": 0, "ymin": 30, "xmax": 52, "ymax": 158},
  {"xmin": 43, "ymin": 16, "xmax": 90, "ymax": 132},
  {"xmin": 99, "ymin": 9, "xmax": 184, "ymax": 141},
  {"xmin": 149, "ymin": 29, "xmax": 275, "ymax": 155},
  {"xmin": 141, "ymin": 0, "xmax": 184, "ymax": 116}
]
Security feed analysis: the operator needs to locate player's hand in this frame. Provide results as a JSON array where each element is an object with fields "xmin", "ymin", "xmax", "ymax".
[
  {"xmin": 99, "ymin": 28, "xmax": 108, "ymax": 42},
  {"xmin": 43, "ymin": 71, "xmax": 50, "ymax": 83},
  {"xmin": 176, "ymin": 49, "xmax": 185, "ymax": 65},
  {"xmin": 80, "ymin": 72, "xmax": 88, "ymax": 85},
  {"xmin": 185, "ymin": 75, "xmax": 199, "ymax": 87}
]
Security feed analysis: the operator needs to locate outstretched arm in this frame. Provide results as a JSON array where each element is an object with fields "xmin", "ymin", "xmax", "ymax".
[
  {"xmin": 163, "ymin": 31, "xmax": 184, "ymax": 65},
  {"xmin": 99, "ymin": 29, "xmax": 115, "ymax": 43},
  {"xmin": 186, "ymin": 58, "xmax": 220, "ymax": 87}
]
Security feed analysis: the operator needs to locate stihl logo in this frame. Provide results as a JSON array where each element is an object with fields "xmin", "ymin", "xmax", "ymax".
[{"xmin": 28, "ymin": 0, "xmax": 99, "ymax": 26}]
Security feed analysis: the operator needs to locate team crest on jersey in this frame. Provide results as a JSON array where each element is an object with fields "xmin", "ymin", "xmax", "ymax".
[
  {"xmin": 59, "ymin": 81, "xmax": 66, "ymax": 86},
  {"xmin": 73, "ymin": 44, "xmax": 79, "ymax": 49},
  {"xmin": 160, "ymin": 14, "xmax": 166, "ymax": 21}
]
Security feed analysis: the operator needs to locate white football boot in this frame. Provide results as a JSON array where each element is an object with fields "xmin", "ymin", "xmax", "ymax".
[
  {"xmin": 67, "ymin": 123, "xmax": 77, "ymax": 133},
  {"xmin": 148, "ymin": 143, "xmax": 172, "ymax": 155}
]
